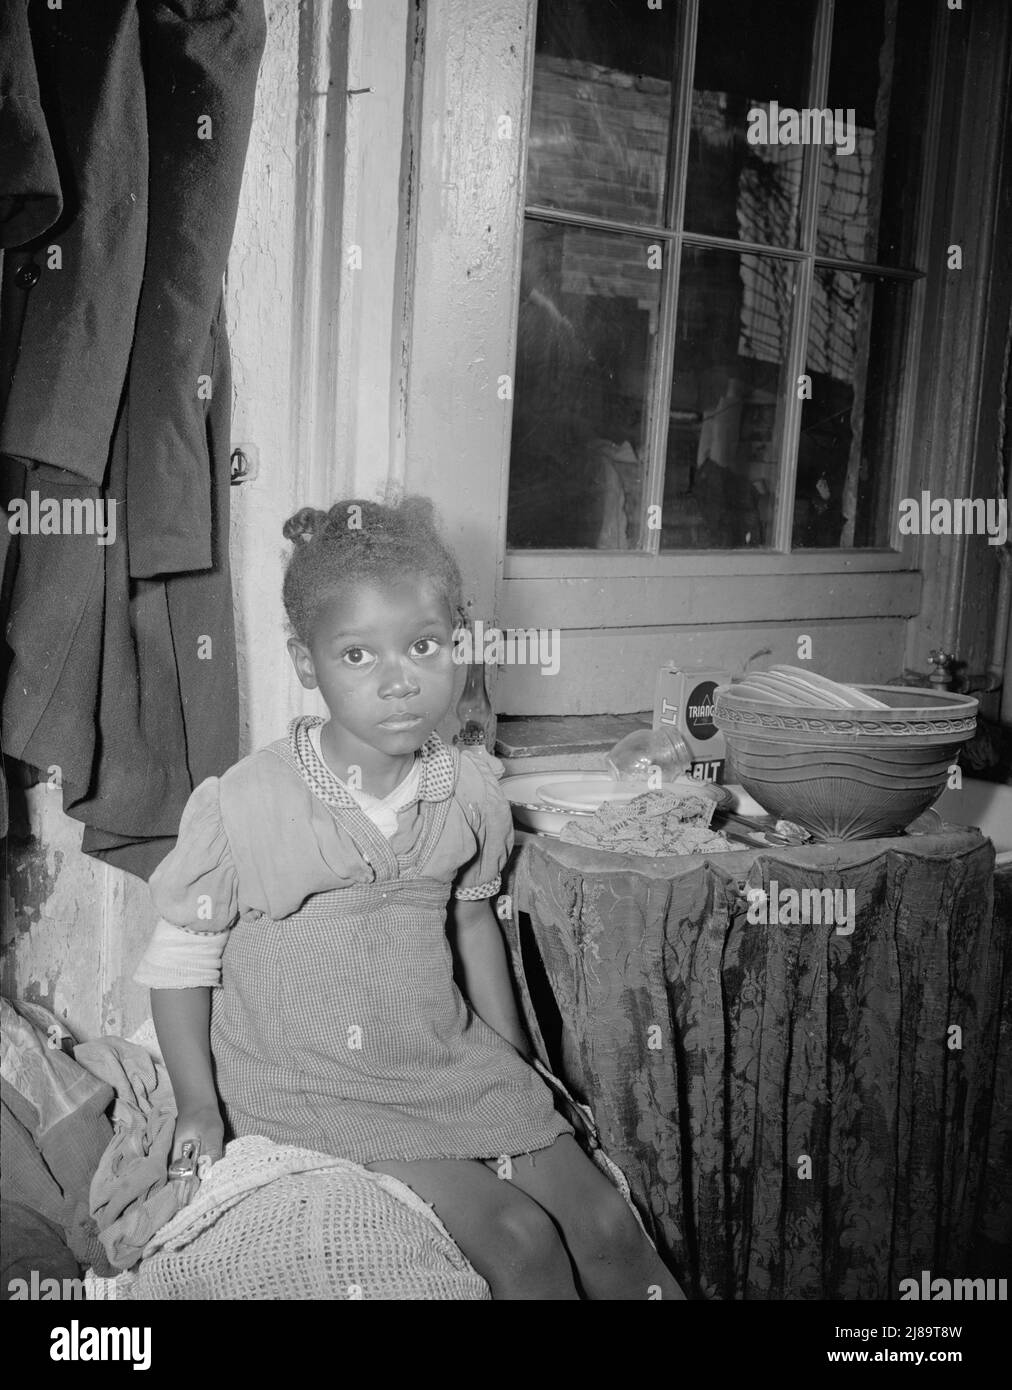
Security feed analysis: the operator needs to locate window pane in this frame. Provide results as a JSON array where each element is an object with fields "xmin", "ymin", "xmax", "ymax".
[
  {"xmin": 525, "ymin": 0, "xmax": 677, "ymax": 224},
  {"xmin": 506, "ymin": 220, "xmax": 661, "ymax": 550},
  {"xmin": 685, "ymin": 0, "xmax": 815, "ymax": 248},
  {"xmin": 817, "ymin": 0, "xmax": 934, "ymax": 267},
  {"xmin": 795, "ymin": 269, "xmax": 909, "ymax": 549},
  {"xmin": 661, "ymin": 246, "xmax": 795, "ymax": 550}
]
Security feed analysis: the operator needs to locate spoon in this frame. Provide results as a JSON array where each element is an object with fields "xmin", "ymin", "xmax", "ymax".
[{"xmin": 717, "ymin": 811, "xmax": 808, "ymax": 846}]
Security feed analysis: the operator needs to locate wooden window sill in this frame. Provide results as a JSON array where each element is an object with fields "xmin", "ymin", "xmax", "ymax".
[{"xmin": 495, "ymin": 712, "xmax": 652, "ymax": 767}]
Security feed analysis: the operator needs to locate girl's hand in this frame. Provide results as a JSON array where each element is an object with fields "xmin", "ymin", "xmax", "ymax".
[{"xmin": 168, "ymin": 1103, "xmax": 224, "ymax": 1203}]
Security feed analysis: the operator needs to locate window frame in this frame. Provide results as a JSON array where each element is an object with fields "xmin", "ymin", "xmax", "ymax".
[
  {"xmin": 399, "ymin": 0, "xmax": 1005, "ymax": 718},
  {"xmin": 502, "ymin": 0, "xmax": 943, "ymax": 578}
]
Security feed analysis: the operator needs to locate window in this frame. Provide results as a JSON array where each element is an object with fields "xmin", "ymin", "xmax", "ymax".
[{"xmin": 507, "ymin": 0, "xmax": 935, "ymax": 554}]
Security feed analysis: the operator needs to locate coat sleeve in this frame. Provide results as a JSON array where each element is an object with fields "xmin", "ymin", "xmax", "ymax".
[
  {"xmin": 451, "ymin": 748, "xmax": 515, "ymax": 901},
  {"xmin": 0, "ymin": 0, "xmax": 62, "ymax": 248}
]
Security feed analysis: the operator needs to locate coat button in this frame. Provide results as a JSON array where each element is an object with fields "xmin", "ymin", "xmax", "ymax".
[{"xmin": 15, "ymin": 263, "xmax": 41, "ymax": 289}]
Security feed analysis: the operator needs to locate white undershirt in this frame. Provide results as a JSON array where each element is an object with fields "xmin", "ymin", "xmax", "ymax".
[{"xmin": 308, "ymin": 721, "xmax": 421, "ymax": 839}]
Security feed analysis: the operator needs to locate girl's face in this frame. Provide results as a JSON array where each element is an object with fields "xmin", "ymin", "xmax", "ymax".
[{"xmin": 287, "ymin": 574, "xmax": 457, "ymax": 769}]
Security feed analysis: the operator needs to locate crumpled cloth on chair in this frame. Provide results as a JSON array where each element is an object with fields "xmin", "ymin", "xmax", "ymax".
[
  {"xmin": 0, "ymin": 999, "xmax": 113, "ymax": 1272},
  {"xmin": 72, "ymin": 1037, "xmax": 183, "ymax": 1271}
]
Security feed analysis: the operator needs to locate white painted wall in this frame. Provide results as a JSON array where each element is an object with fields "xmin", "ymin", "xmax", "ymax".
[
  {"xmin": 401, "ymin": 0, "xmax": 529, "ymax": 637},
  {"xmin": 230, "ymin": 0, "xmax": 415, "ymax": 754}
]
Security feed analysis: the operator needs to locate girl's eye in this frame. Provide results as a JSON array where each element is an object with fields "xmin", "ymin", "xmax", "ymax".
[
  {"xmin": 341, "ymin": 647, "xmax": 373, "ymax": 667},
  {"xmin": 411, "ymin": 637, "xmax": 441, "ymax": 658}
]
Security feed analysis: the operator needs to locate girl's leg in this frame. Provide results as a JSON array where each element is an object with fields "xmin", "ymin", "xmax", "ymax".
[
  {"xmin": 365, "ymin": 1155, "xmax": 580, "ymax": 1300},
  {"xmin": 487, "ymin": 1134, "xmax": 687, "ymax": 1301}
]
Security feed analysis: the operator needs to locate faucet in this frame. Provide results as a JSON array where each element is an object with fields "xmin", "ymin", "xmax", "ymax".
[
  {"xmin": 928, "ymin": 651, "xmax": 958, "ymax": 691},
  {"xmin": 928, "ymin": 649, "xmax": 1002, "ymax": 695}
]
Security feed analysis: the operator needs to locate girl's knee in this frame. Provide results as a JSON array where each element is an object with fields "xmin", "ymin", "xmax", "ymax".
[
  {"xmin": 492, "ymin": 1198, "xmax": 567, "ymax": 1274},
  {"xmin": 582, "ymin": 1185, "xmax": 647, "ymax": 1257}
]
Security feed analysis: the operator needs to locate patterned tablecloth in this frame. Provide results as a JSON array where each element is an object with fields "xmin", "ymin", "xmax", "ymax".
[{"xmin": 502, "ymin": 828, "xmax": 1011, "ymax": 1299}]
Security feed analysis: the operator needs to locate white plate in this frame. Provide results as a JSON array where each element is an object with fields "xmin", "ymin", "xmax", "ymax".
[
  {"xmin": 503, "ymin": 770, "xmax": 732, "ymax": 836},
  {"xmin": 501, "ymin": 769, "xmax": 605, "ymax": 835},
  {"xmin": 536, "ymin": 777, "xmax": 645, "ymax": 811}
]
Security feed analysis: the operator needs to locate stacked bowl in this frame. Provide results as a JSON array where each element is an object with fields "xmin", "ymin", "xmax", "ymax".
[{"xmin": 713, "ymin": 667, "xmax": 978, "ymax": 841}]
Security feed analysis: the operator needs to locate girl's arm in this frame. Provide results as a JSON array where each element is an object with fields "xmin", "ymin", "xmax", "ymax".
[
  {"xmin": 151, "ymin": 987, "xmax": 225, "ymax": 1161},
  {"xmin": 448, "ymin": 897, "xmax": 533, "ymax": 1060}
]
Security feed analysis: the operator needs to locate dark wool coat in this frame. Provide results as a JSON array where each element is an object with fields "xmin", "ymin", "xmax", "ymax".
[{"xmin": 1, "ymin": 0, "xmax": 265, "ymax": 876}]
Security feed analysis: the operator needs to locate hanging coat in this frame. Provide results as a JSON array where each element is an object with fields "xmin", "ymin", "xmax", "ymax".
[{"xmin": 1, "ymin": 0, "xmax": 266, "ymax": 877}]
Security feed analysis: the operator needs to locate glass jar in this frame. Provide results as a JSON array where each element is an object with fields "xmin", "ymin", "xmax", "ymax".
[{"xmin": 605, "ymin": 726, "xmax": 694, "ymax": 785}]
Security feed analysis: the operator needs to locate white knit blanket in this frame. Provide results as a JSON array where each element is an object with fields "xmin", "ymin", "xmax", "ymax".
[{"xmin": 135, "ymin": 1135, "xmax": 491, "ymax": 1300}]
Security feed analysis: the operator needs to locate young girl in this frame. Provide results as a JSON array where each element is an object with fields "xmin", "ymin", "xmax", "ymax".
[{"xmin": 136, "ymin": 496, "xmax": 685, "ymax": 1301}]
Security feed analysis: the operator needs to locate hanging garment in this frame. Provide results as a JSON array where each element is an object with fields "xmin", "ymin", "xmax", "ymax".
[
  {"xmin": 0, "ymin": 1, "xmax": 150, "ymax": 490},
  {"xmin": 0, "ymin": 0, "xmax": 62, "ymax": 251},
  {"xmin": 1, "ymin": 0, "xmax": 265, "ymax": 877},
  {"xmin": 2, "ymin": 313, "xmax": 239, "ymax": 877}
]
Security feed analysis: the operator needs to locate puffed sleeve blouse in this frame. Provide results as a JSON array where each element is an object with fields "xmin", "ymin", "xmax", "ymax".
[{"xmin": 134, "ymin": 727, "xmax": 514, "ymax": 989}]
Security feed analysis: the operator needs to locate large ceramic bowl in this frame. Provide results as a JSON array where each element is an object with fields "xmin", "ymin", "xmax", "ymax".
[{"xmin": 712, "ymin": 684, "xmax": 978, "ymax": 840}]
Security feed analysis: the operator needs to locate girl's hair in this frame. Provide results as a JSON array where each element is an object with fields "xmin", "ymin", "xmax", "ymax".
[{"xmin": 282, "ymin": 495, "xmax": 464, "ymax": 642}]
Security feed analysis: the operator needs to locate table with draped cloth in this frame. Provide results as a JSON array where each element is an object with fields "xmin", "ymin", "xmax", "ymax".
[{"xmin": 502, "ymin": 827, "xmax": 1011, "ymax": 1300}]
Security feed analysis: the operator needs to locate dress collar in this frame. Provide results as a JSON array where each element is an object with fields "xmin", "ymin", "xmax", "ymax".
[{"xmin": 287, "ymin": 715, "xmax": 457, "ymax": 810}]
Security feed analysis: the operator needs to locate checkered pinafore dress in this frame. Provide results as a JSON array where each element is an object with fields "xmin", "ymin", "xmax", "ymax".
[{"xmin": 208, "ymin": 720, "xmax": 572, "ymax": 1165}]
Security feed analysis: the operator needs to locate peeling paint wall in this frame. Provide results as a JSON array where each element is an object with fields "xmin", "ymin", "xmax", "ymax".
[{"xmin": 2, "ymin": 787, "xmax": 153, "ymax": 1040}]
